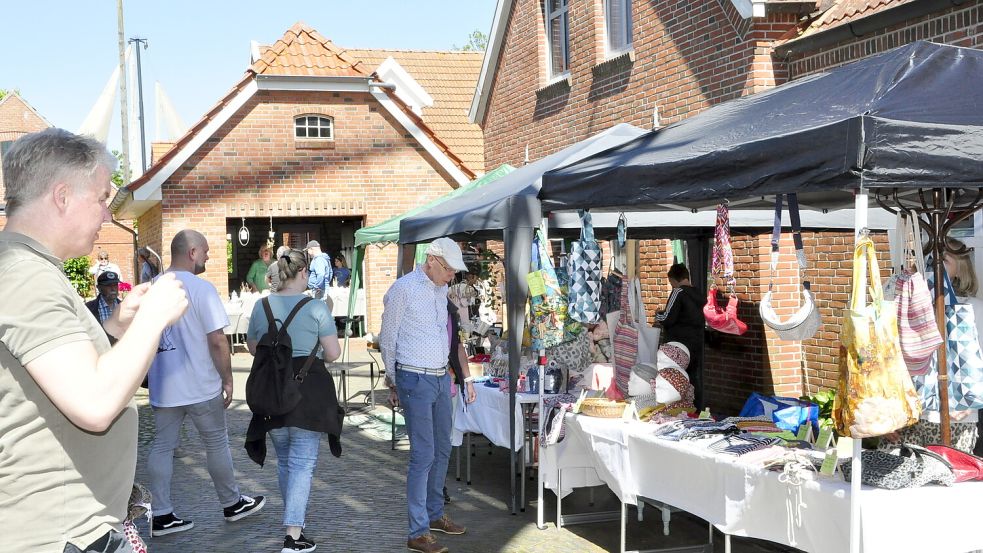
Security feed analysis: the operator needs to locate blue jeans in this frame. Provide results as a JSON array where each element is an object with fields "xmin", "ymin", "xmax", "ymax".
[
  {"xmin": 396, "ymin": 370, "xmax": 452, "ymax": 539},
  {"xmin": 269, "ymin": 426, "xmax": 322, "ymax": 528}
]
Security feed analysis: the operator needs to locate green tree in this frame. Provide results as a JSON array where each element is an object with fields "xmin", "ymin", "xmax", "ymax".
[
  {"xmin": 110, "ymin": 149, "xmax": 126, "ymax": 188},
  {"xmin": 454, "ymin": 30, "xmax": 488, "ymax": 52},
  {"xmin": 63, "ymin": 256, "xmax": 93, "ymax": 298}
]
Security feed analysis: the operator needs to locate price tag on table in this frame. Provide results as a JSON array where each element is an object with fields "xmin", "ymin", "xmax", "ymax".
[
  {"xmin": 526, "ymin": 270, "xmax": 547, "ymax": 297},
  {"xmin": 836, "ymin": 436, "xmax": 854, "ymax": 457},
  {"xmin": 796, "ymin": 423, "xmax": 811, "ymax": 441},
  {"xmin": 815, "ymin": 426, "xmax": 834, "ymax": 450},
  {"xmin": 572, "ymin": 389, "xmax": 588, "ymax": 414},
  {"xmin": 819, "ymin": 449, "xmax": 839, "ymax": 477},
  {"xmin": 622, "ymin": 400, "xmax": 639, "ymax": 422},
  {"xmin": 698, "ymin": 408, "xmax": 711, "ymax": 420}
]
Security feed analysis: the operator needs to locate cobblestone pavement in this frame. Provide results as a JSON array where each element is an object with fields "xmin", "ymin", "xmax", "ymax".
[{"xmin": 134, "ymin": 348, "xmax": 797, "ymax": 553}]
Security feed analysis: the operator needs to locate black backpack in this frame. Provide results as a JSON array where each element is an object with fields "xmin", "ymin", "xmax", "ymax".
[{"xmin": 245, "ymin": 297, "xmax": 319, "ymax": 417}]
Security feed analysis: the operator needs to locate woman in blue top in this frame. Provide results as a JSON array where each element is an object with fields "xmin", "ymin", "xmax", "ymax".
[{"xmin": 245, "ymin": 249, "xmax": 343, "ymax": 553}]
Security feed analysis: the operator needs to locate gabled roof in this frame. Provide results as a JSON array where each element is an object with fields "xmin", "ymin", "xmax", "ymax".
[
  {"xmin": 113, "ymin": 23, "xmax": 476, "ymax": 217},
  {"xmin": 798, "ymin": 0, "xmax": 913, "ymax": 37},
  {"xmin": 345, "ymin": 48, "xmax": 484, "ymax": 172},
  {"xmin": 251, "ymin": 23, "xmax": 369, "ymax": 77},
  {"xmin": 0, "ymin": 91, "xmax": 53, "ymax": 133}
]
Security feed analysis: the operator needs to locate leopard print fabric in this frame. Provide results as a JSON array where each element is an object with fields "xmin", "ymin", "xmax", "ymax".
[{"xmin": 878, "ymin": 419, "xmax": 979, "ymax": 453}]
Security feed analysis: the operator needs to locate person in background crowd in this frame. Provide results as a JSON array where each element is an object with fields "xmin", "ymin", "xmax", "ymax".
[
  {"xmin": 90, "ymin": 250, "xmax": 122, "ymax": 281},
  {"xmin": 0, "ymin": 128, "xmax": 188, "ymax": 552},
  {"xmin": 247, "ymin": 244, "xmax": 273, "ymax": 293},
  {"xmin": 305, "ymin": 240, "xmax": 332, "ymax": 300},
  {"xmin": 267, "ymin": 245, "xmax": 291, "ymax": 292},
  {"xmin": 883, "ymin": 237, "xmax": 981, "ymax": 454},
  {"xmin": 138, "ymin": 246, "xmax": 160, "ymax": 284},
  {"xmin": 333, "ymin": 253, "xmax": 351, "ymax": 287},
  {"xmin": 382, "ymin": 237, "xmax": 470, "ymax": 553},
  {"xmin": 245, "ymin": 248, "xmax": 345, "ymax": 553},
  {"xmin": 86, "ymin": 270, "xmax": 122, "ymax": 344},
  {"xmin": 146, "ymin": 230, "xmax": 265, "ymax": 537},
  {"xmin": 654, "ymin": 263, "xmax": 707, "ymax": 409}
]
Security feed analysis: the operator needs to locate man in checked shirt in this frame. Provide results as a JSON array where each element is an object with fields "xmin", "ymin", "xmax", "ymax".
[{"xmin": 381, "ymin": 237, "xmax": 474, "ymax": 553}]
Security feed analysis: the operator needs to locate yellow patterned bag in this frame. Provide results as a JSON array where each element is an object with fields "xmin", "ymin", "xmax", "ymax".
[{"xmin": 833, "ymin": 236, "xmax": 921, "ymax": 438}]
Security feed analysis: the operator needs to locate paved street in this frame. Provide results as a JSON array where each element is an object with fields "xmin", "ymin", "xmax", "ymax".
[{"xmin": 134, "ymin": 344, "xmax": 796, "ymax": 553}]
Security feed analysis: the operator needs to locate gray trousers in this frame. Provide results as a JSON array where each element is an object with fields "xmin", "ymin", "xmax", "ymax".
[{"xmin": 147, "ymin": 393, "xmax": 240, "ymax": 515}]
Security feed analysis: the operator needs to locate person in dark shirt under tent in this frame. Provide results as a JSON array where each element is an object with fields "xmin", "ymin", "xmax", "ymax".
[{"xmin": 655, "ymin": 263, "xmax": 707, "ymax": 409}]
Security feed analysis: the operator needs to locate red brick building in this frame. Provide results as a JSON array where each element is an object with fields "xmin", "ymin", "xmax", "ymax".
[
  {"xmin": 111, "ymin": 23, "xmax": 484, "ymax": 328},
  {"xmin": 472, "ymin": 0, "xmax": 981, "ymax": 412},
  {"xmin": 1, "ymin": 92, "xmax": 136, "ymax": 286}
]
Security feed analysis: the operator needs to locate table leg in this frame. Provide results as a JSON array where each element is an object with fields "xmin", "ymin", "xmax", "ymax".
[
  {"xmin": 466, "ymin": 431, "xmax": 472, "ymax": 485},
  {"xmin": 556, "ymin": 469, "xmax": 563, "ymax": 529},
  {"xmin": 621, "ymin": 502, "xmax": 627, "ymax": 553},
  {"xmin": 369, "ymin": 361, "xmax": 376, "ymax": 408}
]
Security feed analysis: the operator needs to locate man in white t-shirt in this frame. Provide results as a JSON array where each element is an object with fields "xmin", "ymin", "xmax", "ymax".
[{"xmin": 146, "ymin": 230, "xmax": 266, "ymax": 537}]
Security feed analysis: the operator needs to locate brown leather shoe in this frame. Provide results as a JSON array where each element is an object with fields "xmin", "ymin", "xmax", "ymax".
[
  {"xmin": 429, "ymin": 514, "xmax": 466, "ymax": 535},
  {"xmin": 407, "ymin": 533, "xmax": 448, "ymax": 553}
]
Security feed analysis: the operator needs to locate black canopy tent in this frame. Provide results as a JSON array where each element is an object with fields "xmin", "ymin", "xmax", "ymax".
[{"xmin": 541, "ymin": 40, "xmax": 983, "ymax": 446}]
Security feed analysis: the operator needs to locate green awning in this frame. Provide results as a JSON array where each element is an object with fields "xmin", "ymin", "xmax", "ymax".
[{"xmin": 354, "ymin": 163, "xmax": 514, "ymax": 248}]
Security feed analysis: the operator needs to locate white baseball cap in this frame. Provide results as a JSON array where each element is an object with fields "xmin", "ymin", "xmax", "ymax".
[{"xmin": 426, "ymin": 237, "xmax": 467, "ymax": 272}]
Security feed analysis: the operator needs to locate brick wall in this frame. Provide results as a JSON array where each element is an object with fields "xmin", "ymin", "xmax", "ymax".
[
  {"xmin": 786, "ymin": 1, "xmax": 983, "ymax": 78},
  {"xmin": 480, "ymin": 0, "xmax": 800, "ymax": 168},
  {"xmin": 150, "ymin": 90, "xmax": 459, "ymax": 329}
]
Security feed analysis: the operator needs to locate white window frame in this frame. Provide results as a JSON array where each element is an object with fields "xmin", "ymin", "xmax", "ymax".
[
  {"xmin": 545, "ymin": 0, "xmax": 570, "ymax": 80},
  {"xmin": 294, "ymin": 114, "xmax": 334, "ymax": 140},
  {"xmin": 605, "ymin": 0, "xmax": 633, "ymax": 56}
]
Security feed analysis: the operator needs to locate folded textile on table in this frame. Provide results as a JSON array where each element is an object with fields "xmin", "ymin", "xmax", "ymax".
[
  {"xmin": 680, "ymin": 422, "xmax": 740, "ymax": 441},
  {"xmin": 708, "ymin": 434, "xmax": 783, "ymax": 456}
]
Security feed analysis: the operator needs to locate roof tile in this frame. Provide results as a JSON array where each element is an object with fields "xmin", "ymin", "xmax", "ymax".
[{"xmin": 798, "ymin": 0, "xmax": 914, "ymax": 37}]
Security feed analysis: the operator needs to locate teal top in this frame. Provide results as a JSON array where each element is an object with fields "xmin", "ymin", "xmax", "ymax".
[{"xmin": 247, "ymin": 294, "xmax": 334, "ymax": 357}]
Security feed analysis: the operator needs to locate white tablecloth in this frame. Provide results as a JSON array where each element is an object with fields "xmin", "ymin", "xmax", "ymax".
[
  {"xmin": 451, "ymin": 384, "xmax": 524, "ymax": 450},
  {"xmin": 328, "ymin": 286, "xmax": 366, "ymax": 317},
  {"xmin": 542, "ymin": 414, "xmax": 983, "ymax": 553}
]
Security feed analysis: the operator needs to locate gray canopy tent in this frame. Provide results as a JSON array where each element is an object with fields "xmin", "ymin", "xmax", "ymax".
[
  {"xmin": 539, "ymin": 41, "xmax": 983, "ymax": 551},
  {"xmin": 397, "ymin": 123, "xmax": 647, "ymax": 513}
]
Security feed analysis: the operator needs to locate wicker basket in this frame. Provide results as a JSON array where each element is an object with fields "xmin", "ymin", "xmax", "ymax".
[{"xmin": 580, "ymin": 398, "xmax": 627, "ymax": 418}]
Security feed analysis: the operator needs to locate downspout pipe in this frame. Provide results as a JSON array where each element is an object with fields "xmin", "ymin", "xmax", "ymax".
[
  {"xmin": 775, "ymin": 0, "xmax": 969, "ymax": 58},
  {"xmin": 110, "ymin": 217, "xmax": 139, "ymax": 283}
]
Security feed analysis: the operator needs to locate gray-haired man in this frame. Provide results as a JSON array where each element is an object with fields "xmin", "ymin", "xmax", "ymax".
[{"xmin": 0, "ymin": 128, "xmax": 188, "ymax": 552}]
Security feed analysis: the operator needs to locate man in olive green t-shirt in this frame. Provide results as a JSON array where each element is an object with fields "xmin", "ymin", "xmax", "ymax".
[{"xmin": 0, "ymin": 129, "xmax": 188, "ymax": 552}]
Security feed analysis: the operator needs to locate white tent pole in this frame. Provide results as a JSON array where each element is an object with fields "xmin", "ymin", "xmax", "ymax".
[
  {"xmin": 850, "ymin": 191, "xmax": 868, "ymax": 553},
  {"xmin": 537, "ymin": 216, "xmax": 548, "ymax": 530}
]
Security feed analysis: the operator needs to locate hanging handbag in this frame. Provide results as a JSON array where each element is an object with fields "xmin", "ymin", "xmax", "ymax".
[
  {"xmin": 913, "ymin": 264, "xmax": 983, "ymax": 412},
  {"xmin": 630, "ymin": 277, "xmax": 661, "ymax": 366},
  {"xmin": 529, "ymin": 229, "xmax": 567, "ymax": 350},
  {"xmin": 611, "ymin": 276, "xmax": 637, "ymax": 400},
  {"xmin": 758, "ymin": 194, "xmax": 821, "ymax": 341},
  {"xmin": 832, "ymin": 235, "xmax": 921, "ymax": 438},
  {"xmin": 889, "ymin": 213, "xmax": 942, "ymax": 375},
  {"xmin": 704, "ymin": 203, "xmax": 748, "ymax": 335},
  {"xmin": 841, "ymin": 444, "xmax": 955, "ymax": 489},
  {"xmin": 925, "ymin": 444, "xmax": 983, "ymax": 482},
  {"xmin": 567, "ymin": 210, "xmax": 603, "ymax": 324}
]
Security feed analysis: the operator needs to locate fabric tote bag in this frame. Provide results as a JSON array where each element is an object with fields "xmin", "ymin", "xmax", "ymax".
[
  {"xmin": 529, "ymin": 229, "xmax": 567, "ymax": 350},
  {"xmin": 567, "ymin": 210, "xmax": 603, "ymax": 324},
  {"xmin": 887, "ymin": 213, "xmax": 942, "ymax": 375},
  {"xmin": 629, "ymin": 277, "xmax": 661, "ymax": 366},
  {"xmin": 913, "ymin": 266, "xmax": 983, "ymax": 412},
  {"xmin": 832, "ymin": 236, "xmax": 921, "ymax": 438},
  {"xmin": 610, "ymin": 277, "xmax": 637, "ymax": 400},
  {"xmin": 758, "ymin": 194, "xmax": 821, "ymax": 341},
  {"xmin": 704, "ymin": 203, "xmax": 748, "ymax": 335}
]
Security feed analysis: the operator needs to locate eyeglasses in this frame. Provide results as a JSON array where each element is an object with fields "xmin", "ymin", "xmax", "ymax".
[{"xmin": 431, "ymin": 256, "xmax": 454, "ymax": 273}]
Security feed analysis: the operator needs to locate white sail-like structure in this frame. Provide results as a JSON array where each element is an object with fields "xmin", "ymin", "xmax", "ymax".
[
  {"xmin": 78, "ymin": 45, "xmax": 132, "ymax": 143},
  {"xmin": 155, "ymin": 81, "xmax": 187, "ymax": 141}
]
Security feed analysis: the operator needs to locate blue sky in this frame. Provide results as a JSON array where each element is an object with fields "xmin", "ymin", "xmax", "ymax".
[{"xmin": 1, "ymin": 1, "xmax": 496, "ymax": 157}]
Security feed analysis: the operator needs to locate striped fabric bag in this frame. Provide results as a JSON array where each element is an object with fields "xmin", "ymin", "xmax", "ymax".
[
  {"xmin": 610, "ymin": 277, "xmax": 637, "ymax": 400},
  {"xmin": 895, "ymin": 270, "xmax": 943, "ymax": 375}
]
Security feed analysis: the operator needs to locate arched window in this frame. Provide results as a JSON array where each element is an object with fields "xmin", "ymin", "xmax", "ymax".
[{"xmin": 294, "ymin": 115, "xmax": 333, "ymax": 139}]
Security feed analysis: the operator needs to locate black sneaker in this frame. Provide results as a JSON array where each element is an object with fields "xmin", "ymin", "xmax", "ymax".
[
  {"xmin": 282, "ymin": 534, "xmax": 317, "ymax": 553},
  {"xmin": 223, "ymin": 494, "xmax": 266, "ymax": 522},
  {"xmin": 151, "ymin": 512, "xmax": 194, "ymax": 537}
]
